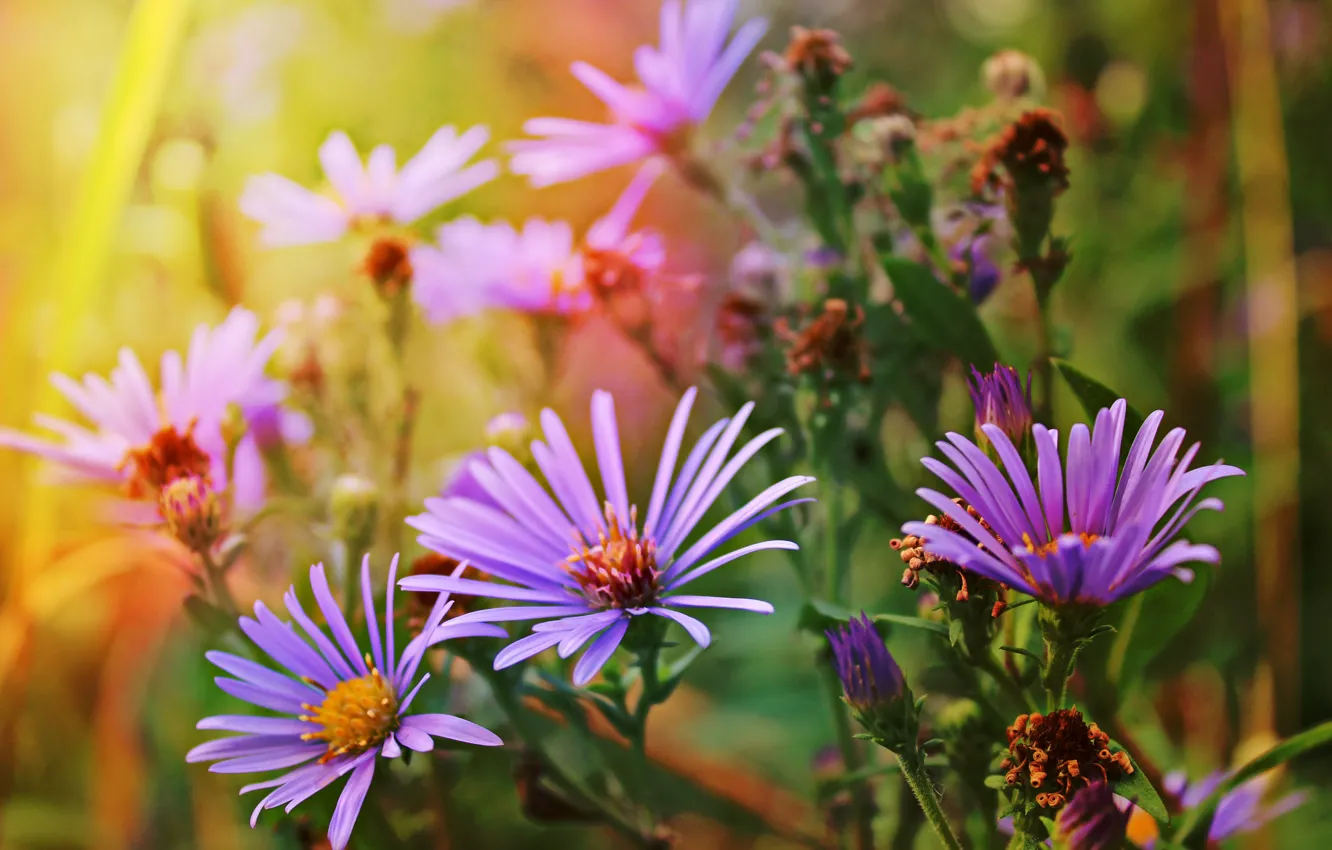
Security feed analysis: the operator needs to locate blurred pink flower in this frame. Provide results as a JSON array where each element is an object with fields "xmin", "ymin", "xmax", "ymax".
[
  {"xmin": 508, "ymin": 0, "xmax": 768, "ymax": 187},
  {"xmin": 240, "ymin": 126, "xmax": 498, "ymax": 246},
  {"xmin": 412, "ymin": 161, "xmax": 665, "ymax": 323},
  {"xmin": 0, "ymin": 308, "xmax": 290, "ymax": 513}
]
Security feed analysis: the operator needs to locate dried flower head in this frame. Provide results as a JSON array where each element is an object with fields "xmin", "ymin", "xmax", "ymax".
[
  {"xmin": 784, "ymin": 26, "xmax": 853, "ymax": 82},
  {"xmin": 775, "ymin": 299, "xmax": 871, "ymax": 392},
  {"xmin": 1000, "ymin": 709, "xmax": 1133, "ymax": 812},
  {"xmin": 122, "ymin": 422, "xmax": 214, "ymax": 500},
  {"xmin": 971, "ymin": 108, "xmax": 1070, "ymax": 196},
  {"xmin": 891, "ymin": 499, "xmax": 1003, "ymax": 605},
  {"xmin": 715, "ymin": 293, "xmax": 768, "ymax": 373}
]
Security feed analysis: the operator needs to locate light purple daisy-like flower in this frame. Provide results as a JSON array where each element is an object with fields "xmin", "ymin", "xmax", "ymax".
[
  {"xmin": 0, "ymin": 307, "xmax": 290, "ymax": 513},
  {"xmin": 508, "ymin": 0, "xmax": 768, "ymax": 187},
  {"xmin": 188, "ymin": 556, "xmax": 504, "ymax": 850},
  {"xmin": 400, "ymin": 387, "xmax": 814, "ymax": 685},
  {"xmin": 1160, "ymin": 770, "xmax": 1307, "ymax": 845},
  {"xmin": 902, "ymin": 399, "xmax": 1244, "ymax": 606},
  {"xmin": 412, "ymin": 161, "xmax": 665, "ymax": 323},
  {"xmin": 240, "ymin": 126, "xmax": 498, "ymax": 247}
]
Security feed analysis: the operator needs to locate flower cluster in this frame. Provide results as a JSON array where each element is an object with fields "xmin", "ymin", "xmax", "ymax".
[{"xmin": 1000, "ymin": 709, "xmax": 1133, "ymax": 812}]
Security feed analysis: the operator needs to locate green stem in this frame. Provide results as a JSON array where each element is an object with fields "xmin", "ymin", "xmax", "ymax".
[
  {"xmin": 824, "ymin": 478, "xmax": 846, "ymax": 604},
  {"xmin": 199, "ymin": 550, "xmax": 238, "ymax": 620},
  {"xmin": 894, "ymin": 750, "xmax": 963, "ymax": 850},
  {"xmin": 821, "ymin": 665, "xmax": 874, "ymax": 850},
  {"xmin": 1033, "ymin": 280, "xmax": 1056, "ymax": 425},
  {"xmin": 630, "ymin": 642, "xmax": 663, "ymax": 819},
  {"xmin": 1042, "ymin": 637, "xmax": 1079, "ymax": 712}
]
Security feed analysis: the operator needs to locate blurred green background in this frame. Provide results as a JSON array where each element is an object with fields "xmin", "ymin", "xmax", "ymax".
[{"xmin": 1, "ymin": 0, "xmax": 1330, "ymax": 846}]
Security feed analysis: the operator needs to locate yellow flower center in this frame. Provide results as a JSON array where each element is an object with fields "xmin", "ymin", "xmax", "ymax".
[{"xmin": 300, "ymin": 660, "xmax": 398, "ymax": 762}]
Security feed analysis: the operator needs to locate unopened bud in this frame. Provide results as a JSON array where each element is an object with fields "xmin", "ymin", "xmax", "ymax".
[
  {"xmin": 161, "ymin": 475, "xmax": 221, "ymax": 553},
  {"xmin": 330, "ymin": 475, "xmax": 379, "ymax": 557},
  {"xmin": 485, "ymin": 412, "xmax": 532, "ymax": 461},
  {"xmin": 826, "ymin": 613, "xmax": 917, "ymax": 751},
  {"xmin": 982, "ymin": 49, "xmax": 1045, "ymax": 101}
]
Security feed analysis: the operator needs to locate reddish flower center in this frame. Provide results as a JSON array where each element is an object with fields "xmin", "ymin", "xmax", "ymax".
[
  {"xmin": 565, "ymin": 505, "xmax": 660, "ymax": 610},
  {"xmin": 120, "ymin": 423, "xmax": 213, "ymax": 500}
]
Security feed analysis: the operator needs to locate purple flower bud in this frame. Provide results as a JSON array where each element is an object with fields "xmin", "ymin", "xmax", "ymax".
[
  {"xmin": 1055, "ymin": 781, "xmax": 1129, "ymax": 850},
  {"xmin": 826, "ymin": 613, "xmax": 905, "ymax": 713},
  {"xmin": 966, "ymin": 363, "xmax": 1034, "ymax": 445}
]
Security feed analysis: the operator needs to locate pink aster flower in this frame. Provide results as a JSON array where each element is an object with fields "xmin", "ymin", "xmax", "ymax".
[
  {"xmin": 0, "ymin": 307, "xmax": 289, "ymax": 513},
  {"xmin": 240, "ymin": 125, "xmax": 498, "ymax": 246},
  {"xmin": 412, "ymin": 161, "xmax": 665, "ymax": 323},
  {"xmin": 508, "ymin": 0, "xmax": 768, "ymax": 187}
]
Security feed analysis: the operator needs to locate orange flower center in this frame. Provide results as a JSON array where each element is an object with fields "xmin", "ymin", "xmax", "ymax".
[
  {"xmin": 120, "ymin": 423, "xmax": 213, "ymax": 500},
  {"xmin": 566, "ymin": 505, "xmax": 660, "ymax": 610},
  {"xmin": 1021, "ymin": 532, "xmax": 1100, "ymax": 558},
  {"xmin": 300, "ymin": 659, "xmax": 398, "ymax": 763}
]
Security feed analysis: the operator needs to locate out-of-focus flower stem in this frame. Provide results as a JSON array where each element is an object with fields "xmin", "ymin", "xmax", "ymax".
[
  {"xmin": 821, "ymin": 663, "xmax": 875, "ymax": 850},
  {"xmin": 1033, "ymin": 283, "xmax": 1056, "ymax": 424},
  {"xmin": 979, "ymin": 653, "xmax": 1037, "ymax": 714},
  {"xmin": 629, "ymin": 641, "xmax": 665, "ymax": 823},
  {"xmin": 199, "ymin": 549, "xmax": 238, "ymax": 620},
  {"xmin": 386, "ymin": 286, "xmax": 416, "ymax": 556},
  {"xmin": 477, "ymin": 664, "xmax": 655, "ymax": 846},
  {"xmin": 671, "ymin": 153, "xmax": 787, "ymax": 251},
  {"xmin": 895, "ymin": 748, "xmax": 962, "ymax": 850}
]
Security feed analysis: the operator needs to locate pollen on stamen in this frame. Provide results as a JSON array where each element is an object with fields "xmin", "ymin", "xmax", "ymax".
[{"xmin": 302, "ymin": 667, "xmax": 400, "ymax": 762}]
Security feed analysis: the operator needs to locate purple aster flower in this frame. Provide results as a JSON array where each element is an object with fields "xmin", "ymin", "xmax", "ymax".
[
  {"xmin": 187, "ymin": 556, "xmax": 504, "ymax": 850},
  {"xmin": 508, "ymin": 0, "xmax": 768, "ymax": 187},
  {"xmin": 0, "ymin": 307, "xmax": 287, "ymax": 514},
  {"xmin": 240, "ymin": 126, "xmax": 498, "ymax": 247},
  {"xmin": 1162, "ymin": 770, "xmax": 1307, "ymax": 844},
  {"xmin": 902, "ymin": 399, "xmax": 1244, "ymax": 606},
  {"xmin": 950, "ymin": 233, "xmax": 1004, "ymax": 303},
  {"xmin": 412, "ymin": 161, "xmax": 664, "ymax": 323},
  {"xmin": 400, "ymin": 387, "xmax": 814, "ymax": 685},
  {"xmin": 967, "ymin": 363, "xmax": 1033, "ymax": 447},
  {"xmin": 826, "ymin": 613, "xmax": 904, "ymax": 714},
  {"xmin": 1056, "ymin": 781, "xmax": 1129, "ymax": 850}
]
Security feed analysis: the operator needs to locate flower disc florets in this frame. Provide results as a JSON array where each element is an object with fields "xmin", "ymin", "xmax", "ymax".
[
  {"xmin": 1000, "ymin": 709, "xmax": 1133, "ymax": 813},
  {"xmin": 566, "ymin": 505, "xmax": 661, "ymax": 611},
  {"xmin": 121, "ymin": 422, "xmax": 213, "ymax": 500},
  {"xmin": 301, "ymin": 659, "xmax": 399, "ymax": 763}
]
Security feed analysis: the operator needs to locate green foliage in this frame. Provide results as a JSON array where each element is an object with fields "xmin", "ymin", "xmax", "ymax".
[{"xmin": 880, "ymin": 256, "xmax": 1000, "ymax": 369}]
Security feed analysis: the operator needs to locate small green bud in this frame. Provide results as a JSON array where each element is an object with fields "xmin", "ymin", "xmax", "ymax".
[{"xmin": 330, "ymin": 474, "xmax": 379, "ymax": 557}]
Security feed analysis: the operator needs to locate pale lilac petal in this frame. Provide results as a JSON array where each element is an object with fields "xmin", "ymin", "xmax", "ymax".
[
  {"xmin": 664, "ymin": 595, "xmax": 773, "ymax": 614},
  {"xmin": 572, "ymin": 617, "xmax": 630, "ymax": 686},
  {"xmin": 197, "ymin": 715, "xmax": 316, "ymax": 736},
  {"xmin": 591, "ymin": 390, "xmax": 630, "ymax": 522},
  {"xmin": 643, "ymin": 387, "xmax": 698, "ymax": 536},
  {"xmin": 493, "ymin": 631, "xmax": 565, "ymax": 669},
  {"xmin": 667, "ymin": 539, "xmax": 798, "ymax": 589},
  {"xmin": 401, "ymin": 713, "xmax": 503, "ymax": 747},
  {"xmin": 395, "ymin": 725, "xmax": 435, "ymax": 752},
  {"xmin": 649, "ymin": 607, "xmax": 711, "ymax": 647},
  {"xmin": 327, "ymin": 752, "xmax": 377, "ymax": 850},
  {"xmin": 209, "ymin": 745, "xmax": 324, "ymax": 774}
]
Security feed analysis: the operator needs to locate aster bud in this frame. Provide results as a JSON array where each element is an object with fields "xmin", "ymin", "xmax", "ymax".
[
  {"xmin": 220, "ymin": 402, "xmax": 248, "ymax": 458},
  {"xmin": 330, "ymin": 474, "xmax": 379, "ymax": 558},
  {"xmin": 1053, "ymin": 781, "xmax": 1130, "ymax": 850},
  {"xmin": 966, "ymin": 363, "xmax": 1034, "ymax": 453},
  {"xmin": 982, "ymin": 49, "xmax": 1045, "ymax": 101},
  {"xmin": 161, "ymin": 475, "xmax": 221, "ymax": 554},
  {"xmin": 826, "ymin": 613, "xmax": 917, "ymax": 751}
]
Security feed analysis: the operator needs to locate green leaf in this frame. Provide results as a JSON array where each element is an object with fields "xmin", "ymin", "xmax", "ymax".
[
  {"xmin": 1112, "ymin": 754, "xmax": 1170, "ymax": 825},
  {"xmin": 881, "ymin": 256, "xmax": 999, "ymax": 369},
  {"xmin": 1000, "ymin": 645, "xmax": 1042, "ymax": 663},
  {"xmin": 1051, "ymin": 359, "xmax": 1147, "ymax": 436},
  {"xmin": 872, "ymin": 613, "xmax": 949, "ymax": 637},
  {"xmin": 983, "ymin": 775, "xmax": 1010, "ymax": 791},
  {"xmin": 798, "ymin": 598, "xmax": 856, "ymax": 634}
]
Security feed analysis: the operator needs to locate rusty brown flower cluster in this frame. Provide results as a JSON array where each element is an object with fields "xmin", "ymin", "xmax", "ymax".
[
  {"xmin": 783, "ymin": 27, "xmax": 853, "ymax": 81},
  {"xmin": 970, "ymin": 108, "xmax": 1069, "ymax": 196},
  {"xmin": 362, "ymin": 236, "xmax": 414, "ymax": 297},
  {"xmin": 891, "ymin": 499, "xmax": 1004, "ymax": 609},
  {"xmin": 1000, "ymin": 709, "xmax": 1134, "ymax": 811},
  {"xmin": 406, "ymin": 552, "xmax": 489, "ymax": 628},
  {"xmin": 120, "ymin": 422, "xmax": 214, "ymax": 500},
  {"xmin": 775, "ymin": 299, "xmax": 871, "ymax": 393}
]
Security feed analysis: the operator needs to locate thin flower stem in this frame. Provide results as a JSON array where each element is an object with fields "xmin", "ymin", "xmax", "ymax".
[
  {"xmin": 1042, "ymin": 637, "xmax": 1079, "ymax": 712},
  {"xmin": 199, "ymin": 549, "xmax": 238, "ymax": 620},
  {"xmin": 821, "ymin": 664, "xmax": 875, "ymax": 850},
  {"xmin": 629, "ymin": 641, "xmax": 664, "ymax": 821},
  {"xmin": 1033, "ymin": 282, "xmax": 1056, "ymax": 425},
  {"xmin": 894, "ymin": 749, "xmax": 963, "ymax": 850},
  {"xmin": 824, "ymin": 479, "xmax": 845, "ymax": 604}
]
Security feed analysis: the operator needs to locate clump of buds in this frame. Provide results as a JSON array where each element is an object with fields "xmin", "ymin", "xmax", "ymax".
[
  {"xmin": 775, "ymin": 298, "xmax": 871, "ymax": 399},
  {"xmin": 1000, "ymin": 709, "xmax": 1134, "ymax": 814},
  {"xmin": 784, "ymin": 26, "xmax": 853, "ymax": 91},
  {"xmin": 363, "ymin": 236, "xmax": 414, "ymax": 297}
]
